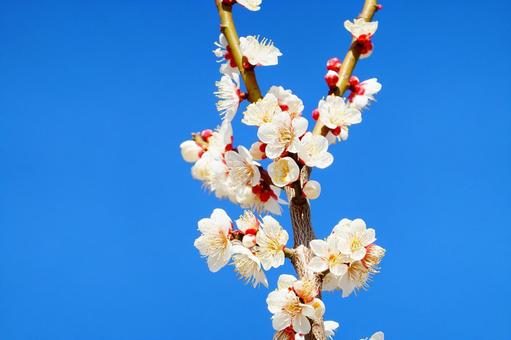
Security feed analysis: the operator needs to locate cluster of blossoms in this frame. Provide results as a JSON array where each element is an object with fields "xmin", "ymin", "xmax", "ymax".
[
  {"xmin": 194, "ymin": 209, "xmax": 289, "ymax": 287},
  {"xmin": 182, "ymin": 0, "xmax": 386, "ymax": 338},
  {"xmin": 308, "ymin": 218, "xmax": 385, "ymax": 297}
]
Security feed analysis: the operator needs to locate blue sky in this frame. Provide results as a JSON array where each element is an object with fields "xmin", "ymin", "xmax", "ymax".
[{"xmin": 1, "ymin": 1, "xmax": 510, "ymax": 339}]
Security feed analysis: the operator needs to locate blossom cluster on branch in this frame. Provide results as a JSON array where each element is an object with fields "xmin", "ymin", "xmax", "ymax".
[{"xmin": 180, "ymin": 1, "xmax": 386, "ymax": 339}]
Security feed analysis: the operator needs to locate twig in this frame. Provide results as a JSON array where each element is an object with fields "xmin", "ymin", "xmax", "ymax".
[
  {"xmin": 215, "ymin": 0, "xmax": 263, "ymax": 102},
  {"xmin": 312, "ymin": 0, "xmax": 379, "ymax": 136}
]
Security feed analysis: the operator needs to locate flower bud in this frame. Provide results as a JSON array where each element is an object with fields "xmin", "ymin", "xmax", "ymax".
[
  {"xmin": 242, "ymin": 234, "xmax": 257, "ymax": 248},
  {"xmin": 326, "ymin": 57, "xmax": 342, "ymax": 72},
  {"xmin": 249, "ymin": 141, "xmax": 266, "ymax": 160},
  {"xmin": 180, "ymin": 140, "xmax": 202, "ymax": 163},
  {"xmin": 325, "ymin": 70, "xmax": 339, "ymax": 88},
  {"xmin": 312, "ymin": 109, "xmax": 320, "ymax": 121},
  {"xmin": 303, "ymin": 180, "xmax": 321, "ymax": 199},
  {"xmin": 200, "ymin": 129, "xmax": 213, "ymax": 141}
]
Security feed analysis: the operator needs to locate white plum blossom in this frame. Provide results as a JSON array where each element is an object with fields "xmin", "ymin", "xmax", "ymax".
[
  {"xmin": 267, "ymin": 287, "xmax": 316, "ymax": 335},
  {"xmin": 225, "ymin": 145, "xmax": 261, "ymax": 188},
  {"xmin": 324, "ymin": 320, "xmax": 340, "ymax": 340},
  {"xmin": 179, "ymin": 140, "xmax": 203, "ymax": 163},
  {"xmin": 297, "ymin": 132, "xmax": 333, "ymax": 169},
  {"xmin": 349, "ymin": 77, "xmax": 382, "ymax": 110},
  {"xmin": 302, "ymin": 180, "xmax": 321, "ymax": 200},
  {"xmin": 213, "ymin": 34, "xmax": 238, "ymax": 75},
  {"xmin": 215, "ymin": 72, "xmax": 242, "ymax": 121},
  {"xmin": 333, "ymin": 218, "xmax": 376, "ymax": 262},
  {"xmin": 237, "ymin": 184, "xmax": 284, "ymax": 215},
  {"xmin": 236, "ymin": 210, "xmax": 260, "ymax": 234},
  {"xmin": 242, "ymin": 93, "xmax": 282, "ymax": 126},
  {"xmin": 256, "ymin": 215, "xmax": 289, "ymax": 270},
  {"xmin": 308, "ymin": 236, "xmax": 349, "ymax": 277},
  {"xmin": 344, "ymin": 18, "xmax": 378, "ymax": 39},
  {"xmin": 237, "ymin": 0, "xmax": 262, "ymax": 11},
  {"xmin": 194, "ymin": 209, "xmax": 233, "ymax": 272},
  {"xmin": 318, "ymin": 95, "xmax": 362, "ymax": 131},
  {"xmin": 258, "ymin": 112, "xmax": 308, "ymax": 159},
  {"xmin": 231, "ymin": 244, "xmax": 268, "ymax": 288},
  {"xmin": 268, "ymin": 157, "xmax": 300, "ymax": 187},
  {"xmin": 268, "ymin": 86, "xmax": 304, "ymax": 116},
  {"xmin": 240, "ymin": 36, "xmax": 282, "ymax": 67},
  {"xmin": 362, "ymin": 331, "xmax": 384, "ymax": 340}
]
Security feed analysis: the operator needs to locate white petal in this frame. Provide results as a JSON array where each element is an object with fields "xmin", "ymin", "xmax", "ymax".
[
  {"xmin": 292, "ymin": 314, "xmax": 311, "ymax": 335},
  {"xmin": 308, "ymin": 256, "xmax": 329, "ymax": 273},
  {"xmin": 309, "ymin": 239, "xmax": 328, "ymax": 257},
  {"xmin": 272, "ymin": 313, "xmax": 292, "ymax": 331}
]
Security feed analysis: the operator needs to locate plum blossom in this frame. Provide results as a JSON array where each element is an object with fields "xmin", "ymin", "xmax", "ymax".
[
  {"xmin": 236, "ymin": 210, "xmax": 260, "ymax": 248},
  {"xmin": 213, "ymin": 33, "xmax": 238, "ymax": 75},
  {"xmin": 256, "ymin": 215, "xmax": 288, "ymax": 270},
  {"xmin": 231, "ymin": 244, "xmax": 268, "ymax": 288},
  {"xmin": 237, "ymin": 0, "xmax": 262, "ymax": 11},
  {"xmin": 225, "ymin": 145, "xmax": 261, "ymax": 188},
  {"xmin": 308, "ymin": 236, "xmax": 349, "ymax": 277},
  {"xmin": 317, "ymin": 95, "xmax": 362, "ymax": 131},
  {"xmin": 348, "ymin": 77, "xmax": 382, "ymax": 110},
  {"xmin": 242, "ymin": 93, "xmax": 282, "ymax": 126},
  {"xmin": 215, "ymin": 72, "xmax": 243, "ymax": 121},
  {"xmin": 362, "ymin": 331, "xmax": 384, "ymax": 340},
  {"xmin": 324, "ymin": 320, "xmax": 340, "ymax": 340},
  {"xmin": 268, "ymin": 86, "xmax": 304, "ymax": 116},
  {"xmin": 344, "ymin": 18, "xmax": 379, "ymax": 58},
  {"xmin": 302, "ymin": 180, "xmax": 321, "ymax": 200},
  {"xmin": 179, "ymin": 140, "xmax": 203, "ymax": 163},
  {"xmin": 240, "ymin": 36, "xmax": 282, "ymax": 66},
  {"xmin": 268, "ymin": 157, "xmax": 300, "ymax": 187},
  {"xmin": 258, "ymin": 112, "xmax": 308, "ymax": 159},
  {"xmin": 333, "ymin": 218, "xmax": 376, "ymax": 262},
  {"xmin": 193, "ymin": 209, "xmax": 233, "ymax": 272},
  {"xmin": 267, "ymin": 286, "xmax": 316, "ymax": 335},
  {"xmin": 297, "ymin": 132, "xmax": 333, "ymax": 169}
]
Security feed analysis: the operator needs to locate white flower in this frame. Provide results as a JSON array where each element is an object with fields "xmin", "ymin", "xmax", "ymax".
[
  {"xmin": 237, "ymin": 184, "xmax": 284, "ymax": 215},
  {"xmin": 308, "ymin": 236, "xmax": 349, "ymax": 276},
  {"xmin": 369, "ymin": 331, "xmax": 385, "ymax": 340},
  {"xmin": 338, "ymin": 261, "xmax": 370, "ymax": 297},
  {"xmin": 256, "ymin": 216, "xmax": 288, "ymax": 270},
  {"xmin": 302, "ymin": 180, "xmax": 321, "ymax": 200},
  {"xmin": 258, "ymin": 112, "xmax": 308, "ymax": 159},
  {"xmin": 324, "ymin": 320, "xmax": 340, "ymax": 340},
  {"xmin": 349, "ymin": 77, "xmax": 382, "ymax": 110},
  {"xmin": 334, "ymin": 218, "xmax": 376, "ymax": 262},
  {"xmin": 193, "ymin": 209, "xmax": 233, "ymax": 272},
  {"xmin": 237, "ymin": 0, "xmax": 262, "ymax": 11},
  {"xmin": 231, "ymin": 244, "xmax": 268, "ymax": 288},
  {"xmin": 318, "ymin": 95, "xmax": 362, "ymax": 130},
  {"xmin": 249, "ymin": 141, "xmax": 266, "ymax": 160},
  {"xmin": 268, "ymin": 86, "xmax": 304, "ymax": 116},
  {"xmin": 240, "ymin": 36, "xmax": 282, "ymax": 66},
  {"xmin": 268, "ymin": 157, "xmax": 300, "ymax": 187},
  {"xmin": 235, "ymin": 210, "xmax": 260, "ymax": 234},
  {"xmin": 297, "ymin": 132, "xmax": 333, "ymax": 169},
  {"xmin": 225, "ymin": 145, "xmax": 261, "ymax": 187},
  {"xmin": 180, "ymin": 140, "xmax": 203, "ymax": 163},
  {"xmin": 215, "ymin": 73, "xmax": 242, "ymax": 121},
  {"xmin": 213, "ymin": 34, "xmax": 238, "ymax": 76},
  {"xmin": 267, "ymin": 289, "xmax": 316, "ymax": 335},
  {"xmin": 191, "ymin": 151, "xmax": 225, "ymax": 183},
  {"xmin": 344, "ymin": 18, "xmax": 378, "ymax": 39},
  {"xmin": 208, "ymin": 120, "xmax": 233, "ymax": 154},
  {"xmin": 242, "ymin": 93, "xmax": 282, "ymax": 126}
]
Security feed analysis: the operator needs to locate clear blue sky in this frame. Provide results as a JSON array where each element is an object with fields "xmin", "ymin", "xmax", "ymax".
[{"xmin": 1, "ymin": 1, "xmax": 510, "ymax": 339}]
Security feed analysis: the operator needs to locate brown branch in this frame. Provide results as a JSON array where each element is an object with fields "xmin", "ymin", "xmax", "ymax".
[
  {"xmin": 215, "ymin": 0, "xmax": 263, "ymax": 103},
  {"xmin": 312, "ymin": 0, "xmax": 379, "ymax": 136}
]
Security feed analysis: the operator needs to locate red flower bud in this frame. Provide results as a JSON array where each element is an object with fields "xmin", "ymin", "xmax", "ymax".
[
  {"xmin": 326, "ymin": 57, "xmax": 342, "ymax": 72},
  {"xmin": 325, "ymin": 70, "xmax": 339, "ymax": 88},
  {"xmin": 312, "ymin": 109, "xmax": 320, "ymax": 121},
  {"xmin": 200, "ymin": 129, "xmax": 213, "ymax": 141}
]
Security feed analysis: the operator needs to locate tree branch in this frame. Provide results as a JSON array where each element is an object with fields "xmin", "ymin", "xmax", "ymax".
[
  {"xmin": 312, "ymin": 0, "xmax": 379, "ymax": 136},
  {"xmin": 215, "ymin": 0, "xmax": 263, "ymax": 102}
]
